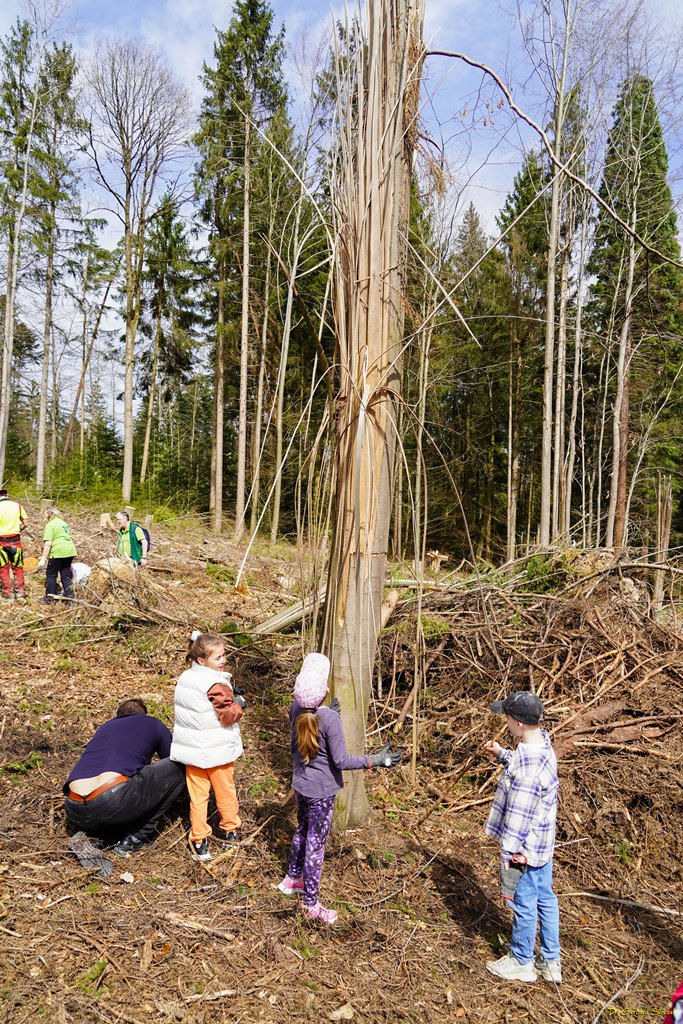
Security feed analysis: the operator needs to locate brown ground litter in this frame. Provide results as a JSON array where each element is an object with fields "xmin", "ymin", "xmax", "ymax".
[{"xmin": 1, "ymin": 503, "xmax": 681, "ymax": 1022}]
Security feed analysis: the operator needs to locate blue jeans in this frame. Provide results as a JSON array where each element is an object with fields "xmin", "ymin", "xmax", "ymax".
[{"xmin": 509, "ymin": 858, "xmax": 561, "ymax": 963}]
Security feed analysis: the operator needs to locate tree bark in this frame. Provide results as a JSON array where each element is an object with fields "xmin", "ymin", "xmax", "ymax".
[
  {"xmin": 564, "ymin": 212, "xmax": 587, "ymax": 538},
  {"xmin": 271, "ymin": 204, "xmax": 305, "ymax": 543},
  {"xmin": 212, "ymin": 270, "xmax": 226, "ymax": 532},
  {"xmin": 139, "ymin": 290, "xmax": 163, "ymax": 486},
  {"xmin": 0, "ymin": 78, "xmax": 41, "ymax": 483},
  {"xmin": 320, "ymin": 0, "xmax": 425, "ymax": 829},
  {"xmin": 605, "ymin": 214, "xmax": 637, "ymax": 549},
  {"xmin": 539, "ymin": 6, "xmax": 572, "ymax": 547},
  {"xmin": 36, "ymin": 205, "xmax": 55, "ymax": 490},
  {"xmin": 552, "ymin": 248, "xmax": 569, "ymax": 540},
  {"xmin": 250, "ymin": 237, "xmax": 272, "ymax": 535},
  {"xmin": 234, "ymin": 91, "xmax": 252, "ymax": 542}
]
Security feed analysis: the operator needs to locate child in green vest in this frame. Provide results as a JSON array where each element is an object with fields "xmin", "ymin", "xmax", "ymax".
[{"xmin": 115, "ymin": 511, "xmax": 148, "ymax": 565}]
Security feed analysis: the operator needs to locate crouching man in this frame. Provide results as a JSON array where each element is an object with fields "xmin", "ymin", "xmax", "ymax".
[{"xmin": 64, "ymin": 698, "xmax": 186, "ymax": 857}]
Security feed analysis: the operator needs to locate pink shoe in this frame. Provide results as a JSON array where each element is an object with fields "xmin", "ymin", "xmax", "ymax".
[
  {"xmin": 277, "ymin": 875, "xmax": 304, "ymax": 895},
  {"xmin": 303, "ymin": 901, "xmax": 338, "ymax": 925}
]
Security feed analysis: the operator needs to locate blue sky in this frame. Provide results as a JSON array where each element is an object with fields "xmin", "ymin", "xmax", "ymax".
[
  {"xmin": 1, "ymin": 0, "xmax": 682, "ymax": 230},
  {"xmin": 0, "ymin": 0, "xmax": 560, "ymax": 229},
  {"xmin": 2, "ymin": 0, "xmax": 682, "ymax": 420}
]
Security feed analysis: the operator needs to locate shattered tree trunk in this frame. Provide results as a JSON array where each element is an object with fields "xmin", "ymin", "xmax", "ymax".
[{"xmin": 320, "ymin": 0, "xmax": 425, "ymax": 829}]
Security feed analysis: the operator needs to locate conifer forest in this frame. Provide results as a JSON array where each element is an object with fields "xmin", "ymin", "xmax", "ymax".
[{"xmin": 1, "ymin": 1, "xmax": 683, "ymax": 1022}]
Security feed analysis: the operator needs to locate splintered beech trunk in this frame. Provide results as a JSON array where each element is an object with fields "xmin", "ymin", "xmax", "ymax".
[{"xmin": 320, "ymin": 0, "xmax": 425, "ymax": 830}]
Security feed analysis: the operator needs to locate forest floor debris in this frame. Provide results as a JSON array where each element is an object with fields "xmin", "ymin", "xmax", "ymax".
[{"xmin": 0, "ymin": 501, "xmax": 681, "ymax": 1022}]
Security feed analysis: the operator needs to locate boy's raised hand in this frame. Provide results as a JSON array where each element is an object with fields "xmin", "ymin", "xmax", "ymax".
[{"xmin": 481, "ymin": 739, "xmax": 502, "ymax": 762}]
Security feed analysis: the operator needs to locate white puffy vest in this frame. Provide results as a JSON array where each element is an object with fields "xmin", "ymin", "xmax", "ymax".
[{"xmin": 170, "ymin": 663, "xmax": 244, "ymax": 769}]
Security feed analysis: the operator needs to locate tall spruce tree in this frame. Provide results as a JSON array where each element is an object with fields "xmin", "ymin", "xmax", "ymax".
[
  {"xmin": 496, "ymin": 152, "xmax": 548, "ymax": 553},
  {"xmin": 34, "ymin": 41, "xmax": 85, "ymax": 488},
  {"xmin": 0, "ymin": 19, "xmax": 50, "ymax": 482},
  {"xmin": 137, "ymin": 195, "xmax": 201, "ymax": 486},
  {"xmin": 194, "ymin": 0, "xmax": 286, "ymax": 534},
  {"xmin": 588, "ymin": 75, "xmax": 682, "ymax": 548}
]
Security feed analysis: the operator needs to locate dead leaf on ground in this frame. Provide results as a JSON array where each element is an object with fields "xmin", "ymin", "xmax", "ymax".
[{"xmin": 328, "ymin": 1004, "xmax": 354, "ymax": 1021}]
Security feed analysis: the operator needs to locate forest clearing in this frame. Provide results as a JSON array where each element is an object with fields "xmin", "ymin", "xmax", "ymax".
[
  {"xmin": 1, "ymin": 502, "xmax": 682, "ymax": 1023},
  {"xmin": 2, "ymin": 0, "xmax": 683, "ymax": 1019}
]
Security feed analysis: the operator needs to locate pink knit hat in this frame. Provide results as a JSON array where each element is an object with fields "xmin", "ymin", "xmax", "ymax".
[{"xmin": 294, "ymin": 653, "xmax": 330, "ymax": 708}]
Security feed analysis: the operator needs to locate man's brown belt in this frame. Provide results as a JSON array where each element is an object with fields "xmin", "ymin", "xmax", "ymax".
[{"xmin": 67, "ymin": 774, "xmax": 130, "ymax": 802}]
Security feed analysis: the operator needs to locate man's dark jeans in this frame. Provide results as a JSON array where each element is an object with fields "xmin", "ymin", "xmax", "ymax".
[
  {"xmin": 46, "ymin": 556, "xmax": 75, "ymax": 600},
  {"xmin": 64, "ymin": 758, "xmax": 187, "ymax": 843}
]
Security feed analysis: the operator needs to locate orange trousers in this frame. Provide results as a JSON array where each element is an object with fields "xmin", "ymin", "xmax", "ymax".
[{"xmin": 185, "ymin": 762, "xmax": 241, "ymax": 842}]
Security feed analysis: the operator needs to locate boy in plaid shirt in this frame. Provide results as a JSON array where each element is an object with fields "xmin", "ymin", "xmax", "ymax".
[{"xmin": 482, "ymin": 691, "xmax": 561, "ymax": 984}]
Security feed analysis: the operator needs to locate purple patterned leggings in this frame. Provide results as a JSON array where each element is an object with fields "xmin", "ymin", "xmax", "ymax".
[{"xmin": 287, "ymin": 793, "xmax": 336, "ymax": 907}]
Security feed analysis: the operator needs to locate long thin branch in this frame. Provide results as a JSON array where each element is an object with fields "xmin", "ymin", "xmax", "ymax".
[
  {"xmin": 426, "ymin": 49, "xmax": 683, "ymax": 270},
  {"xmin": 591, "ymin": 955, "xmax": 645, "ymax": 1024}
]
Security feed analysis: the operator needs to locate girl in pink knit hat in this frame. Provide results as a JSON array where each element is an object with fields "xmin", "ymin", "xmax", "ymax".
[{"xmin": 278, "ymin": 652, "xmax": 402, "ymax": 924}]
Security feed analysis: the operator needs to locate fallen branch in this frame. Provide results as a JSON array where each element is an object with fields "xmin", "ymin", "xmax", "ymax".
[
  {"xmin": 163, "ymin": 912, "xmax": 236, "ymax": 940},
  {"xmin": 561, "ymin": 891, "xmax": 681, "ymax": 917},
  {"xmin": 185, "ymin": 989, "xmax": 237, "ymax": 1003},
  {"xmin": 591, "ymin": 956, "xmax": 645, "ymax": 1024}
]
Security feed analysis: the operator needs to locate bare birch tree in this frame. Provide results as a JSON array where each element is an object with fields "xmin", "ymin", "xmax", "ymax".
[{"xmin": 85, "ymin": 38, "xmax": 191, "ymax": 502}]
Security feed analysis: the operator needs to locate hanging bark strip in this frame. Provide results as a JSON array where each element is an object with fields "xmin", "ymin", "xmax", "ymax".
[{"xmin": 320, "ymin": 0, "xmax": 426, "ymax": 828}]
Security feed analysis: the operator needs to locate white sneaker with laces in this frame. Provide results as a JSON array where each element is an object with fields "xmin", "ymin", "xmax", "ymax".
[
  {"xmin": 486, "ymin": 954, "xmax": 537, "ymax": 983},
  {"xmin": 535, "ymin": 956, "xmax": 562, "ymax": 983}
]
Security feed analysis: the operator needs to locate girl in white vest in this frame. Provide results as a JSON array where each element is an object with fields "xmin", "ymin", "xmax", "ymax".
[{"xmin": 171, "ymin": 631, "xmax": 246, "ymax": 862}]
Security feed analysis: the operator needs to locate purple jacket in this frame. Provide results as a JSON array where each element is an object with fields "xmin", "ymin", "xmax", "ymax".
[{"xmin": 290, "ymin": 700, "xmax": 369, "ymax": 799}]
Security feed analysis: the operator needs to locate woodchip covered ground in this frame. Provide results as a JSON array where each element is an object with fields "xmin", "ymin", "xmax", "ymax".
[{"xmin": 0, "ymin": 505, "xmax": 681, "ymax": 1023}]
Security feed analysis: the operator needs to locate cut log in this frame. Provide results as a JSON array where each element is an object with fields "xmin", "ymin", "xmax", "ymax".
[
  {"xmin": 250, "ymin": 580, "xmax": 452, "ymax": 635},
  {"xmin": 251, "ymin": 584, "xmax": 327, "ymax": 634},
  {"xmin": 381, "ymin": 589, "xmax": 400, "ymax": 629}
]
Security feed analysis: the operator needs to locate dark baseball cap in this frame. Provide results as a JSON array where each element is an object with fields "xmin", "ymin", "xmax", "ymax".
[{"xmin": 490, "ymin": 691, "xmax": 544, "ymax": 724}]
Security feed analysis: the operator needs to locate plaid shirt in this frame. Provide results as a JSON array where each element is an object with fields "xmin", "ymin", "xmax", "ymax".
[{"xmin": 485, "ymin": 730, "xmax": 559, "ymax": 867}]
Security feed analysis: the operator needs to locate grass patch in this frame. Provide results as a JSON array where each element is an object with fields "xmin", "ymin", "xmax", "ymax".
[
  {"xmin": 2, "ymin": 751, "xmax": 43, "ymax": 776},
  {"xmin": 220, "ymin": 621, "xmax": 253, "ymax": 647},
  {"xmin": 293, "ymin": 930, "xmax": 318, "ymax": 960},
  {"xmin": 419, "ymin": 615, "xmax": 450, "ymax": 641},
  {"xmin": 144, "ymin": 699, "xmax": 174, "ymax": 726},
  {"xmin": 368, "ymin": 850, "xmax": 396, "ymax": 870},
  {"xmin": 613, "ymin": 837, "xmax": 634, "ymax": 867},
  {"xmin": 74, "ymin": 957, "xmax": 107, "ymax": 997},
  {"xmin": 247, "ymin": 775, "xmax": 279, "ymax": 798},
  {"xmin": 205, "ymin": 563, "xmax": 236, "ymax": 586},
  {"xmin": 52, "ymin": 655, "xmax": 87, "ymax": 673}
]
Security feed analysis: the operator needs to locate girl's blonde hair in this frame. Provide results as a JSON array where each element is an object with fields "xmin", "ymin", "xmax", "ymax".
[
  {"xmin": 296, "ymin": 710, "xmax": 321, "ymax": 764},
  {"xmin": 43, "ymin": 506, "xmax": 62, "ymax": 521},
  {"xmin": 187, "ymin": 632, "xmax": 224, "ymax": 665}
]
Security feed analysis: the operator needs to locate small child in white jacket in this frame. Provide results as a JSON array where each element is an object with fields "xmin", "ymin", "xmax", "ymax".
[{"xmin": 171, "ymin": 631, "xmax": 246, "ymax": 862}]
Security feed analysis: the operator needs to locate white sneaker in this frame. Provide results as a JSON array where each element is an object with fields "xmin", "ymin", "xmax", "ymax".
[
  {"xmin": 486, "ymin": 954, "xmax": 537, "ymax": 983},
  {"xmin": 535, "ymin": 956, "xmax": 562, "ymax": 983},
  {"xmin": 191, "ymin": 839, "xmax": 212, "ymax": 863}
]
